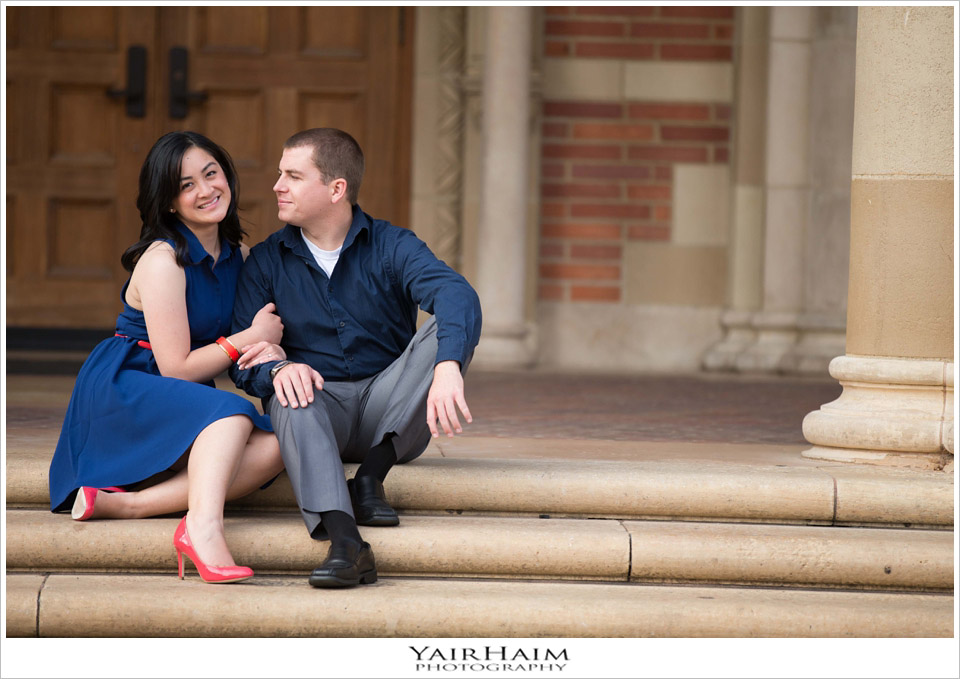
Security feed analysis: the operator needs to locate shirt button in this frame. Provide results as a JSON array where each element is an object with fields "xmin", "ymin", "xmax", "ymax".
[
  {"xmin": 348, "ymin": 356, "xmax": 354, "ymax": 362},
  {"xmin": 339, "ymin": 321, "xmax": 345, "ymax": 328}
]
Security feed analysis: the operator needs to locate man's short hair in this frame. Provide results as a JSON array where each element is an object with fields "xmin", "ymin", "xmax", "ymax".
[{"xmin": 284, "ymin": 128, "xmax": 364, "ymax": 205}]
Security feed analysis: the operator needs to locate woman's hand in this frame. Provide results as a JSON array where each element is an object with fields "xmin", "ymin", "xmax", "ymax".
[
  {"xmin": 250, "ymin": 302, "xmax": 283, "ymax": 344},
  {"xmin": 236, "ymin": 341, "xmax": 286, "ymax": 370}
]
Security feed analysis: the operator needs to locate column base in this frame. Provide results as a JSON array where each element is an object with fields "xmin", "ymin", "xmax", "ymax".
[
  {"xmin": 734, "ymin": 312, "xmax": 800, "ymax": 373},
  {"xmin": 802, "ymin": 355, "xmax": 954, "ymax": 470},
  {"xmin": 801, "ymin": 446, "xmax": 952, "ymax": 471},
  {"xmin": 779, "ymin": 321, "xmax": 846, "ymax": 375},
  {"xmin": 702, "ymin": 310, "xmax": 756, "ymax": 371},
  {"xmin": 471, "ymin": 323, "xmax": 537, "ymax": 369}
]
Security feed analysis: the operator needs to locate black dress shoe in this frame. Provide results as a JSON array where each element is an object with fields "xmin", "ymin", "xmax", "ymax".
[
  {"xmin": 348, "ymin": 476, "xmax": 400, "ymax": 527},
  {"xmin": 308, "ymin": 540, "xmax": 377, "ymax": 588}
]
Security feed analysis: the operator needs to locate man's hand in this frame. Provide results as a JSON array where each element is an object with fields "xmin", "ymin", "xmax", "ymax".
[
  {"xmin": 426, "ymin": 360, "xmax": 472, "ymax": 438},
  {"xmin": 272, "ymin": 362, "xmax": 324, "ymax": 408}
]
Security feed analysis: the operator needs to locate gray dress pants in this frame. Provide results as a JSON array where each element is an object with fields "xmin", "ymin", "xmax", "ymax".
[{"xmin": 269, "ymin": 317, "xmax": 466, "ymax": 538}]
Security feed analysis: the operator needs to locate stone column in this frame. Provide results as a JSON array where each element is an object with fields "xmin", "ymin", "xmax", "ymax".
[
  {"xmin": 472, "ymin": 6, "xmax": 536, "ymax": 367},
  {"xmin": 735, "ymin": 7, "xmax": 814, "ymax": 372},
  {"xmin": 409, "ymin": 7, "xmax": 467, "ymax": 272},
  {"xmin": 802, "ymin": 6, "xmax": 954, "ymax": 470},
  {"xmin": 702, "ymin": 7, "xmax": 769, "ymax": 370},
  {"xmin": 779, "ymin": 7, "xmax": 857, "ymax": 374}
]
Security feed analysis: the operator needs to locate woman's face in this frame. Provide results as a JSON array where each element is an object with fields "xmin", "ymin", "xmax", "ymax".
[{"xmin": 171, "ymin": 147, "xmax": 231, "ymax": 231}]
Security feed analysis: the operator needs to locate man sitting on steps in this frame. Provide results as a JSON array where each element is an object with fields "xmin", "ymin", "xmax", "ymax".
[{"xmin": 230, "ymin": 128, "xmax": 482, "ymax": 588}]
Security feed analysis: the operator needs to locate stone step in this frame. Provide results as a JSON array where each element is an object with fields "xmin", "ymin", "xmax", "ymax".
[
  {"xmin": 7, "ymin": 572, "xmax": 952, "ymax": 638},
  {"xmin": 6, "ymin": 509, "xmax": 953, "ymax": 590},
  {"xmin": 6, "ymin": 451, "xmax": 954, "ymax": 527}
]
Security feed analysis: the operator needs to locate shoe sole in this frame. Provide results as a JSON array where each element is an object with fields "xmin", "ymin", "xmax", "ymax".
[
  {"xmin": 197, "ymin": 574, "xmax": 253, "ymax": 584},
  {"xmin": 71, "ymin": 489, "xmax": 93, "ymax": 521},
  {"xmin": 308, "ymin": 569, "xmax": 378, "ymax": 588},
  {"xmin": 356, "ymin": 515, "xmax": 400, "ymax": 527}
]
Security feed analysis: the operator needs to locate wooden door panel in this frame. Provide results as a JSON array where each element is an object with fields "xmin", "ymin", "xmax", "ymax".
[
  {"xmin": 6, "ymin": 196, "xmax": 17, "ymax": 278},
  {"xmin": 297, "ymin": 93, "xmax": 367, "ymax": 142},
  {"xmin": 195, "ymin": 6, "xmax": 269, "ymax": 55},
  {"xmin": 300, "ymin": 6, "xmax": 371, "ymax": 58},
  {"xmin": 6, "ymin": 75, "xmax": 22, "ymax": 165},
  {"xmin": 49, "ymin": 83, "xmax": 122, "ymax": 166},
  {"xmin": 49, "ymin": 6, "xmax": 121, "ymax": 51},
  {"xmin": 196, "ymin": 89, "xmax": 267, "ymax": 169},
  {"xmin": 46, "ymin": 198, "xmax": 116, "ymax": 279}
]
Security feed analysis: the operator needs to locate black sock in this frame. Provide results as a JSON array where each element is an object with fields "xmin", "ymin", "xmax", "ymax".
[
  {"xmin": 356, "ymin": 437, "xmax": 397, "ymax": 483},
  {"xmin": 319, "ymin": 510, "xmax": 362, "ymax": 546}
]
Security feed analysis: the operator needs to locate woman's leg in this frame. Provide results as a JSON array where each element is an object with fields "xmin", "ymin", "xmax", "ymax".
[
  {"xmin": 88, "ymin": 426, "xmax": 283, "ymax": 522},
  {"xmin": 182, "ymin": 415, "xmax": 253, "ymax": 567}
]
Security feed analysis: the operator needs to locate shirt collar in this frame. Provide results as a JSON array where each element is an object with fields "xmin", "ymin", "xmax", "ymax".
[
  {"xmin": 174, "ymin": 221, "xmax": 233, "ymax": 266},
  {"xmin": 341, "ymin": 204, "xmax": 370, "ymax": 250},
  {"xmin": 279, "ymin": 204, "xmax": 370, "ymax": 253}
]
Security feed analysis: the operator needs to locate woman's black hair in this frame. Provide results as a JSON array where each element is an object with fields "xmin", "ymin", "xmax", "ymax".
[{"xmin": 120, "ymin": 131, "xmax": 245, "ymax": 272}]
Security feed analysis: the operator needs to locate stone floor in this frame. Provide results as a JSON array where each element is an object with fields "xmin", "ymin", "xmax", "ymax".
[
  {"xmin": 6, "ymin": 369, "xmax": 841, "ymax": 471},
  {"xmin": 463, "ymin": 369, "xmax": 840, "ymax": 445},
  {"xmin": 6, "ymin": 370, "xmax": 841, "ymax": 441}
]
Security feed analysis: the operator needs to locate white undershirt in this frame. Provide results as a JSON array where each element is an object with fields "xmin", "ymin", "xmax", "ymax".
[{"xmin": 301, "ymin": 230, "xmax": 341, "ymax": 279}]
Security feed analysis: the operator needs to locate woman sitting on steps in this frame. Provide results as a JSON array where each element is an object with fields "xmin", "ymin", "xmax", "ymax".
[{"xmin": 48, "ymin": 131, "xmax": 285, "ymax": 584}]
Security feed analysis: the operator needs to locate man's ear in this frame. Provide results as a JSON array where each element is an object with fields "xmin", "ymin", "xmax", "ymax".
[{"xmin": 330, "ymin": 178, "xmax": 348, "ymax": 204}]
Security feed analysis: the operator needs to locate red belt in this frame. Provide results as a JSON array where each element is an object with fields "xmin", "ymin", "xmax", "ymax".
[{"xmin": 115, "ymin": 333, "xmax": 152, "ymax": 350}]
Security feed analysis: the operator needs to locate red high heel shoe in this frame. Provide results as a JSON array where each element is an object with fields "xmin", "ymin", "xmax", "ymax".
[
  {"xmin": 71, "ymin": 486, "xmax": 126, "ymax": 521},
  {"xmin": 173, "ymin": 516, "xmax": 253, "ymax": 584}
]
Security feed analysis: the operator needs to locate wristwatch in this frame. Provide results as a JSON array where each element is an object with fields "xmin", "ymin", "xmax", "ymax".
[{"xmin": 269, "ymin": 360, "xmax": 293, "ymax": 380}]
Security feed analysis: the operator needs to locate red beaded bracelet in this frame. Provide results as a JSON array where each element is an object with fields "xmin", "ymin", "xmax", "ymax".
[{"xmin": 216, "ymin": 336, "xmax": 241, "ymax": 362}]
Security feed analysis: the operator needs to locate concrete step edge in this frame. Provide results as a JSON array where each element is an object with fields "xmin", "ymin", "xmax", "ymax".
[
  {"xmin": 6, "ymin": 509, "xmax": 954, "ymax": 591},
  {"xmin": 7, "ymin": 455, "xmax": 955, "ymax": 527},
  {"xmin": 6, "ymin": 572, "xmax": 953, "ymax": 638}
]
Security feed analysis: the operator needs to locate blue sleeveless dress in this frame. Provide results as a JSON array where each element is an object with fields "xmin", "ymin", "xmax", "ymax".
[{"xmin": 49, "ymin": 223, "xmax": 272, "ymax": 513}]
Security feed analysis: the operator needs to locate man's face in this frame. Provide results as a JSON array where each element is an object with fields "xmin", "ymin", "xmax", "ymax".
[{"xmin": 273, "ymin": 145, "xmax": 334, "ymax": 228}]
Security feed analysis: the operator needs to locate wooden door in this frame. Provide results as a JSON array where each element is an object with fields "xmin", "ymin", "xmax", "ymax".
[{"xmin": 5, "ymin": 6, "xmax": 413, "ymax": 329}]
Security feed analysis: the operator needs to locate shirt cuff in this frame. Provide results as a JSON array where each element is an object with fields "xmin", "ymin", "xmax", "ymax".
[
  {"xmin": 435, "ymin": 338, "xmax": 468, "ymax": 367},
  {"xmin": 246, "ymin": 361, "xmax": 281, "ymax": 398}
]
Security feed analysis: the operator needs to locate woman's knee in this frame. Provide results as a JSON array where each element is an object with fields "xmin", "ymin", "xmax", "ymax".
[{"xmin": 201, "ymin": 414, "xmax": 255, "ymax": 438}]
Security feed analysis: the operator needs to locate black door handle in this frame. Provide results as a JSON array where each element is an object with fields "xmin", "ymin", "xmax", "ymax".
[
  {"xmin": 169, "ymin": 47, "xmax": 208, "ymax": 119},
  {"xmin": 106, "ymin": 45, "xmax": 147, "ymax": 118}
]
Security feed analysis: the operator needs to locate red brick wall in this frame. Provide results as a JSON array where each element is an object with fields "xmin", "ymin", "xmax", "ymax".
[{"xmin": 539, "ymin": 6, "xmax": 734, "ymax": 304}]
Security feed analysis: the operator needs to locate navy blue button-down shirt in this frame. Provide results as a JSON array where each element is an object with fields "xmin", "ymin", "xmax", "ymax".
[{"xmin": 229, "ymin": 205, "xmax": 482, "ymax": 398}]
